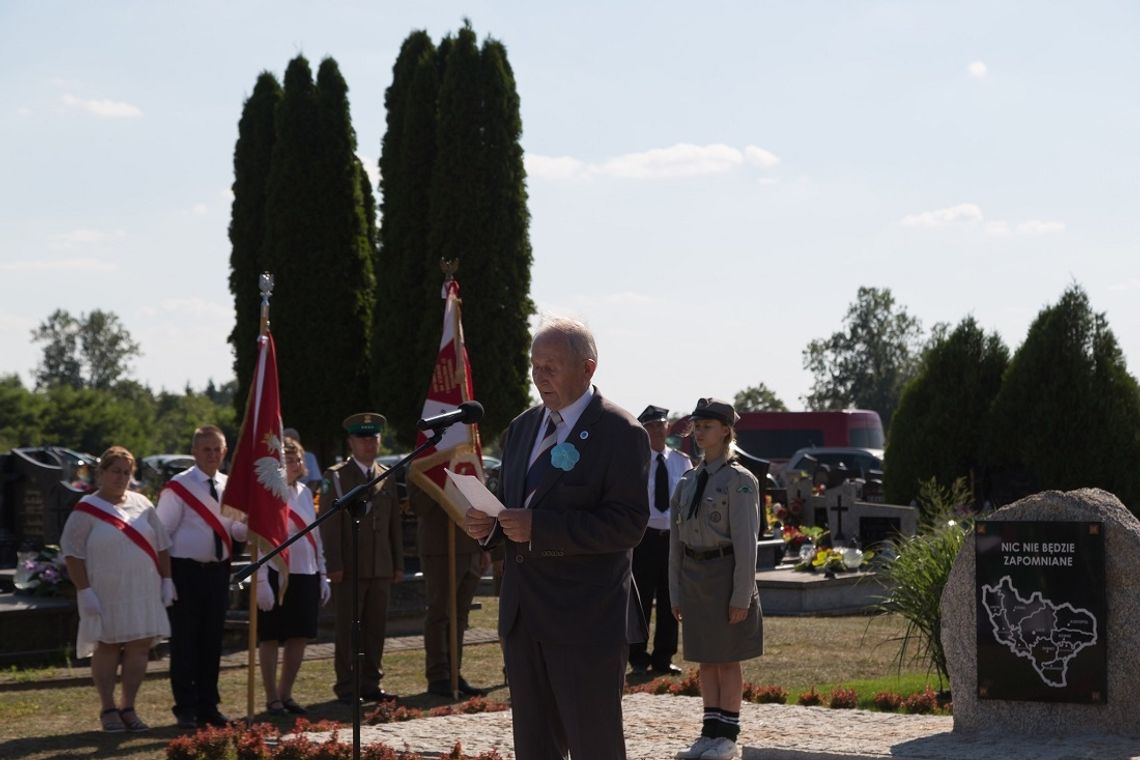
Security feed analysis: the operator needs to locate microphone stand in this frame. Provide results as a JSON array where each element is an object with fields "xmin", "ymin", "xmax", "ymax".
[{"xmin": 233, "ymin": 427, "xmax": 445, "ymax": 760}]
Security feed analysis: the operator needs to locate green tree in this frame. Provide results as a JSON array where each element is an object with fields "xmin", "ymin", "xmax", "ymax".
[
  {"xmin": 30, "ymin": 309, "xmax": 141, "ymax": 391},
  {"xmin": 733, "ymin": 383, "xmax": 788, "ymax": 412},
  {"xmin": 884, "ymin": 318, "xmax": 1008, "ymax": 506},
  {"xmin": 986, "ymin": 285, "xmax": 1140, "ymax": 510},
  {"xmin": 227, "ymin": 71, "xmax": 282, "ymax": 416},
  {"xmin": 0, "ymin": 374, "xmax": 45, "ymax": 450},
  {"xmin": 374, "ymin": 31, "xmax": 441, "ymax": 446},
  {"xmin": 263, "ymin": 55, "xmax": 375, "ymax": 464},
  {"xmin": 802, "ymin": 286, "xmax": 923, "ymax": 429}
]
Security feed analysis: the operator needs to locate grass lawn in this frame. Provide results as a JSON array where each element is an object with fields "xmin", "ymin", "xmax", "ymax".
[{"xmin": 0, "ymin": 597, "xmax": 934, "ymax": 760}]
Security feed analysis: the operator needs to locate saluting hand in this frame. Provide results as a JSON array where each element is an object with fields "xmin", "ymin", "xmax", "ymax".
[{"xmin": 498, "ymin": 509, "xmax": 533, "ymax": 543}]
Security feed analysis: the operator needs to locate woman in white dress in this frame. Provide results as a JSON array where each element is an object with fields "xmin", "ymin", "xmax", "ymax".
[
  {"xmin": 61, "ymin": 446, "xmax": 175, "ymax": 733},
  {"xmin": 256, "ymin": 437, "xmax": 331, "ymax": 715}
]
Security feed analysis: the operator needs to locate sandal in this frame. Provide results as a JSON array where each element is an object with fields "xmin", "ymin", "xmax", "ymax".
[
  {"xmin": 100, "ymin": 707, "xmax": 125, "ymax": 733},
  {"xmin": 266, "ymin": 700, "xmax": 286, "ymax": 716},
  {"xmin": 118, "ymin": 706, "xmax": 149, "ymax": 732},
  {"xmin": 281, "ymin": 698, "xmax": 308, "ymax": 715}
]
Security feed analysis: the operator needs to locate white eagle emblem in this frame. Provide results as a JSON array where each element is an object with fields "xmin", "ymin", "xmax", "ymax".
[{"xmin": 254, "ymin": 432, "xmax": 290, "ymax": 501}]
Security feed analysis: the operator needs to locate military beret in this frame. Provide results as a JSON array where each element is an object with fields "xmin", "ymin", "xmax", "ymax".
[
  {"xmin": 343, "ymin": 412, "xmax": 386, "ymax": 436},
  {"xmin": 637, "ymin": 405, "xmax": 669, "ymax": 424},
  {"xmin": 690, "ymin": 397, "xmax": 739, "ymax": 426}
]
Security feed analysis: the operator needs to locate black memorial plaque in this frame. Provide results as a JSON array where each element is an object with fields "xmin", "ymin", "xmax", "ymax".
[{"xmin": 975, "ymin": 520, "xmax": 1105, "ymax": 703}]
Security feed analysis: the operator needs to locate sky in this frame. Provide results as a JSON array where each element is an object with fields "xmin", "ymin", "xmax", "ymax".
[{"xmin": 2, "ymin": 1, "xmax": 1139, "ymax": 422}]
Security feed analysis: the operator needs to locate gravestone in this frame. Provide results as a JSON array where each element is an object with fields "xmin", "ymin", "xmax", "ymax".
[
  {"xmin": 823, "ymin": 481, "xmax": 917, "ymax": 547},
  {"xmin": 0, "ymin": 448, "xmax": 91, "ymax": 566},
  {"xmin": 941, "ymin": 488, "xmax": 1140, "ymax": 735}
]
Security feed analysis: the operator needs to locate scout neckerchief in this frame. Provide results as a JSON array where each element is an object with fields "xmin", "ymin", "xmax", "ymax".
[
  {"xmin": 74, "ymin": 496, "xmax": 161, "ymax": 574},
  {"xmin": 163, "ymin": 478, "xmax": 233, "ymax": 559}
]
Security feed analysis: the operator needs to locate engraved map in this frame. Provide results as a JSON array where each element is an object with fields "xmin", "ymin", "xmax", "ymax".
[{"xmin": 980, "ymin": 575, "xmax": 1098, "ymax": 688}]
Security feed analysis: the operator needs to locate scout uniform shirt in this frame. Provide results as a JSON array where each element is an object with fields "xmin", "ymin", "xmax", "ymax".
[
  {"xmin": 667, "ymin": 454, "xmax": 761, "ymax": 611},
  {"xmin": 319, "ymin": 459, "xmax": 403, "ymax": 579}
]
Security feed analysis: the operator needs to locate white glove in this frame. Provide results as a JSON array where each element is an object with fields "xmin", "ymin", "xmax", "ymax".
[
  {"xmin": 161, "ymin": 577, "xmax": 177, "ymax": 607},
  {"xmin": 77, "ymin": 587, "xmax": 102, "ymax": 617},
  {"xmin": 319, "ymin": 574, "xmax": 331, "ymax": 606},
  {"xmin": 256, "ymin": 580, "xmax": 275, "ymax": 612}
]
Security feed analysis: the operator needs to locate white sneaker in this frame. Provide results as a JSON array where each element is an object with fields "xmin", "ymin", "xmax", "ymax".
[
  {"xmin": 675, "ymin": 736, "xmax": 716, "ymax": 759},
  {"xmin": 700, "ymin": 737, "xmax": 740, "ymax": 760}
]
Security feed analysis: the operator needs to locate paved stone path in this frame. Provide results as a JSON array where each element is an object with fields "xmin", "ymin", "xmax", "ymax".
[{"xmin": 317, "ymin": 693, "xmax": 1140, "ymax": 760}]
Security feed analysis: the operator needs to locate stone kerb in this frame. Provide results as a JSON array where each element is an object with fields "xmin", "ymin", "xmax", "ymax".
[{"xmin": 941, "ymin": 487, "xmax": 1140, "ymax": 735}]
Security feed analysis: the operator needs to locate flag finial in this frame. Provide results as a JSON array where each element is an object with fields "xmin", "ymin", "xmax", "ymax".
[
  {"xmin": 258, "ymin": 272, "xmax": 274, "ymax": 336},
  {"xmin": 440, "ymin": 258, "xmax": 458, "ymax": 282}
]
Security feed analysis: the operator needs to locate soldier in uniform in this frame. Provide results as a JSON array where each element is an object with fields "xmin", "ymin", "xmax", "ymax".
[
  {"xmin": 669, "ymin": 398, "xmax": 763, "ymax": 760},
  {"xmin": 408, "ymin": 481, "xmax": 487, "ymax": 698},
  {"xmin": 319, "ymin": 412, "xmax": 403, "ymax": 704}
]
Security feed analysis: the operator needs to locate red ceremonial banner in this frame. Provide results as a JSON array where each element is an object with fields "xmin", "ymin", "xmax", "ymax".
[
  {"xmin": 223, "ymin": 331, "xmax": 290, "ymax": 595},
  {"xmin": 407, "ymin": 279, "xmax": 484, "ymax": 524}
]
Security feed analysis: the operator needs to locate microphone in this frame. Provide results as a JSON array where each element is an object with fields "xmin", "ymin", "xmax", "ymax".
[{"xmin": 416, "ymin": 400, "xmax": 484, "ymax": 431}]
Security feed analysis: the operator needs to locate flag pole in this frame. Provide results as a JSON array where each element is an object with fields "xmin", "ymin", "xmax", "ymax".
[
  {"xmin": 443, "ymin": 264, "xmax": 461, "ymax": 700},
  {"xmin": 247, "ymin": 272, "xmax": 274, "ymax": 722}
]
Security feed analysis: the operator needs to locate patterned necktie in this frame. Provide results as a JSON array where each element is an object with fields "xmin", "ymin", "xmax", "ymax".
[
  {"xmin": 524, "ymin": 410, "xmax": 563, "ymax": 508},
  {"xmin": 654, "ymin": 453, "xmax": 669, "ymax": 513},
  {"xmin": 686, "ymin": 468, "xmax": 709, "ymax": 520},
  {"xmin": 208, "ymin": 478, "xmax": 223, "ymax": 560}
]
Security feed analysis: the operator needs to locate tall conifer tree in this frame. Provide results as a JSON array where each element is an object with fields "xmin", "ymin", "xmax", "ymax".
[
  {"xmin": 374, "ymin": 31, "xmax": 440, "ymax": 445},
  {"xmin": 263, "ymin": 55, "xmax": 375, "ymax": 463},
  {"xmin": 227, "ymin": 72, "xmax": 281, "ymax": 415}
]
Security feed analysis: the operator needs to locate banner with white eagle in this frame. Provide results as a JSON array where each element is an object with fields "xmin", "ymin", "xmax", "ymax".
[{"xmin": 223, "ymin": 330, "xmax": 290, "ymax": 595}]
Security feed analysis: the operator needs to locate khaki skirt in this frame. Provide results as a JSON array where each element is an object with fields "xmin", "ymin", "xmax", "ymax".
[{"xmin": 679, "ymin": 552, "xmax": 764, "ymax": 663}]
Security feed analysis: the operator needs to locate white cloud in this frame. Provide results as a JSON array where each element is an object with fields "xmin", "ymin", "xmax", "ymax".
[
  {"xmin": 526, "ymin": 154, "xmax": 588, "ymax": 180},
  {"xmin": 1015, "ymin": 219, "xmax": 1065, "ymax": 235},
  {"xmin": 61, "ymin": 93, "xmax": 142, "ymax": 119},
  {"xmin": 0, "ymin": 258, "xmax": 117, "ymax": 272},
  {"xmin": 356, "ymin": 152, "xmax": 379, "ymax": 189},
  {"xmin": 17, "ymin": 106, "xmax": 32, "ymax": 117},
  {"xmin": 968, "ymin": 61, "xmax": 988, "ymax": 79},
  {"xmin": 191, "ymin": 203, "xmax": 209, "ymax": 215},
  {"xmin": 744, "ymin": 145, "xmax": 780, "ymax": 169},
  {"xmin": 1110, "ymin": 279, "xmax": 1140, "ymax": 292},
  {"xmin": 53, "ymin": 228, "xmax": 126, "ymax": 245},
  {"xmin": 526, "ymin": 142, "xmax": 781, "ymax": 181},
  {"xmin": 902, "ymin": 205, "xmax": 1065, "ymax": 237},
  {"xmin": 900, "ymin": 203, "xmax": 983, "ymax": 227}
]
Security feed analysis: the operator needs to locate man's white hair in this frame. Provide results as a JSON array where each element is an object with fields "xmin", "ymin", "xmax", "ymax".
[{"xmin": 533, "ymin": 317, "xmax": 598, "ymax": 363}]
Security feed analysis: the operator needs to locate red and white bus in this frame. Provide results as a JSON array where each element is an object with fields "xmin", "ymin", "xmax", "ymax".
[{"xmin": 670, "ymin": 409, "xmax": 884, "ymax": 468}]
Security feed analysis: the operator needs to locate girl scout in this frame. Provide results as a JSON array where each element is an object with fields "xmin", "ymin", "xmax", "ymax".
[{"xmin": 669, "ymin": 398, "xmax": 763, "ymax": 760}]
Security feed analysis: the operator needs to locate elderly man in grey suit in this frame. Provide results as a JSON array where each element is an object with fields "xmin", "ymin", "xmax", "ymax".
[{"xmin": 466, "ymin": 318, "xmax": 650, "ymax": 760}]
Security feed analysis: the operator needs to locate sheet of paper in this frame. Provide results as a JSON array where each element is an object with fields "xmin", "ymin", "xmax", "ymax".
[{"xmin": 445, "ymin": 469, "xmax": 505, "ymax": 517}]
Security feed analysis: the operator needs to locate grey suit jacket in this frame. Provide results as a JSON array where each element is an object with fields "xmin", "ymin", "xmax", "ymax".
[{"xmin": 493, "ymin": 389, "xmax": 650, "ymax": 645}]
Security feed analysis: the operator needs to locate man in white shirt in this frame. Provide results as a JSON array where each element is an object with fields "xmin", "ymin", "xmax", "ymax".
[
  {"xmin": 157, "ymin": 425, "xmax": 248, "ymax": 729},
  {"xmin": 629, "ymin": 405, "xmax": 692, "ymax": 675}
]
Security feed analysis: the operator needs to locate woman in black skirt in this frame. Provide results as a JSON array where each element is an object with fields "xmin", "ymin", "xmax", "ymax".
[
  {"xmin": 256, "ymin": 437, "xmax": 331, "ymax": 715},
  {"xmin": 668, "ymin": 398, "xmax": 763, "ymax": 760}
]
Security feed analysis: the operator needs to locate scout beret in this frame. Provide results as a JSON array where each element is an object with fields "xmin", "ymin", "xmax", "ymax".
[
  {"xmin": 690, "ymin": 397, "xmax": 740, "ymax": 426},
  {"xmin": 637, "ymin": 405, "xmax": 669, "ymax": 424},
  {"xmin": 342, "ymin": 412, "xmax": 386, "ymax": 436}
]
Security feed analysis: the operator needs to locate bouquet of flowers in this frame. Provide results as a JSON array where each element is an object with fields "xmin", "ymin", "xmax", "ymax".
[
  {"xmin": 795, "ymin": 546, "xmax": 874, "ymax": 574},
  {"xmin": 14, "ymin": 545, "xmax": 72, "ymax": 597}
]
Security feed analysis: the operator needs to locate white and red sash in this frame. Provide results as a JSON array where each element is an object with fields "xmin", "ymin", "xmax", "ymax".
[
  {"xmin": 163, "ymin": 479, "xmax": 234, "ymax": 559},
  {"xmin": 288, "ymin": 508, "xmax": 318, "ymax": 554},
  {"xmin": 74, "ymin": 497, "xmax": 161, "ymax": 574}
]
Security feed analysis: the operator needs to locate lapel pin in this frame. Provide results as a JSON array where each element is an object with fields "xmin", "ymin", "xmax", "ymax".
[{"xmin": 579, "ymin": 431, "xmax": 589, "ymax": 440}]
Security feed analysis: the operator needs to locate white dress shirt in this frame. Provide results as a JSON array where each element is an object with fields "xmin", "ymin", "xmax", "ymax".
[
  {"xmin": 646, "ymin": 446, "xmax": 692, "ymax": 531},
  {"xmin": 156, "ymin": 466, "xmax": 246, "ymax": 562},
  {"xmin": 528, "ymin": 385, "xmax": 595, "ymax": 467}
]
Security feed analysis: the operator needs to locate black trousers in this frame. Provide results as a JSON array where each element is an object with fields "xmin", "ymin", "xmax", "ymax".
[
  {"xmin": 629, "ymin": 527, "xmax": 677, "ymax": 669},
  {"xmin": 168, "ymin": 557, "xmax": 230, "ymax": 718}
]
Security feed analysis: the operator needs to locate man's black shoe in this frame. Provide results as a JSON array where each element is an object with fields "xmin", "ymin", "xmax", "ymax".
[
  {"xmin": 427, "ymin": 680, "xmax": 455, "ymax": 698},
  {"xmin": 457, "ymin": 677, "xmax": 488, "ymax": 697},
  {"xmin": 628, "ymin": 662, "xmax": 649, "ymax": 675},
  {"xmin": 173, "ymin": 711, "xmax": 197, "ymax": 730},
  {"xmin": 361, "ymin": 689, "xmax": 398, "ymax": 703},
  {"xmin": 335, "ymin": 694, "xmax": 356, "ymax": 705},
  {"xmin": 197, "ymin": 710, "xmax": 230, "ymax": 728},
  {"xmin": 654, "ymin": 663, "xmax": 683, "ymax": 675}
]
